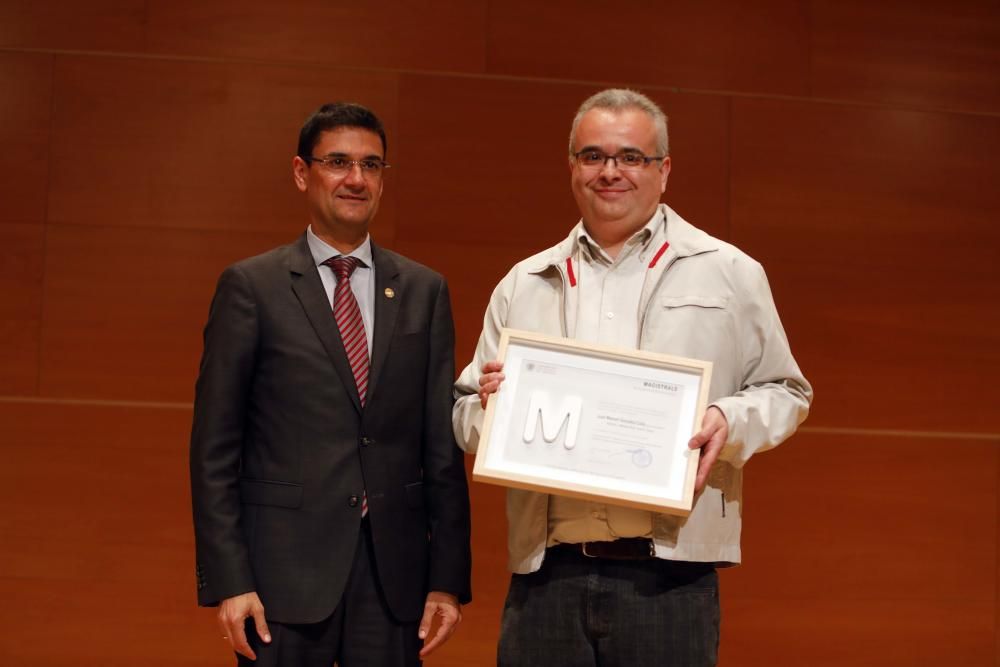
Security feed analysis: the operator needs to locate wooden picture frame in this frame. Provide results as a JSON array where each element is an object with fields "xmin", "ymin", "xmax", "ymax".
[{"xmin": 472, "ymin": 328, "xmax": 713, "ymax": 515}]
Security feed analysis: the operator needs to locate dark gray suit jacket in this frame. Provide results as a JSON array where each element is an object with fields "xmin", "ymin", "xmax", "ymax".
[{"xmin": 190, "ymin": 234, "xmax": 471, "ymax": 624}]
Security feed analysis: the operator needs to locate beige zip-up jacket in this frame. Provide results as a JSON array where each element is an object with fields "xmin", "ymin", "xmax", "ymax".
[{"xmin": 454, "ymin": 204, "xmax": 813, "ymax": 573}]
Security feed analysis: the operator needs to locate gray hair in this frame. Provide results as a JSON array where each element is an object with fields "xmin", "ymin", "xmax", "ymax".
[{"xmin": 568, "ymin": 88, "xmax": 669, "ymax": 157}]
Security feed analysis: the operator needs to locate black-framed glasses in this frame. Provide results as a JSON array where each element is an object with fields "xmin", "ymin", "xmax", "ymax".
[
  {"xmin": 304, "ymin": 155, "xmax": 391, "ymax": 176},
  {"xmin": 573, "ymin": 149, "xmax": 665, "ymax": 170}
]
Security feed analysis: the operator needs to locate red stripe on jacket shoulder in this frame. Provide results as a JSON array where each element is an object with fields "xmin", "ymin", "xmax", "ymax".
[{"xmin": 648, "ymin": 242, "xmax": 670, "ymax": 269}]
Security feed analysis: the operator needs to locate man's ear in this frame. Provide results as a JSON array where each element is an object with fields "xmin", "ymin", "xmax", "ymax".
[
  {"xmin": 659, "ymin": 156, "xmax": 671, "ymax": 193},
  {"xmin": 292, "ymin": 156, "xmax": 309, "ymax": 192}
]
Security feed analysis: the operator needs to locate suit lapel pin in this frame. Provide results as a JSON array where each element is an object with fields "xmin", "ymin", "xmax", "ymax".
[{"xmin": 384, "ymin": 288, "xmax": 395, "ymax": 299}]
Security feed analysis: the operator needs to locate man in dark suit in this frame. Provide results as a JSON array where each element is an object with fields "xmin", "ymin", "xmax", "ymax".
[{"xmin": 190, "ymin": 102, "xmax": 471, "ymax": 666}]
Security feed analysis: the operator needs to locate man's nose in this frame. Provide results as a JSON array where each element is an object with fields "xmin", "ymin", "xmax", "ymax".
[
  {"xmin": 343, "ymin": 162, "xmax": 366, "ymax": 186},
  {"xmin": 599, "ymin": 156, "xmax": 622, "ymax": 178}
]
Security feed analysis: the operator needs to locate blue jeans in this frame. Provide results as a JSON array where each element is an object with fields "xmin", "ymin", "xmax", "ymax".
[{"xmin": 497, "ymin": 546, "xmax": 719, "ymax": 667}]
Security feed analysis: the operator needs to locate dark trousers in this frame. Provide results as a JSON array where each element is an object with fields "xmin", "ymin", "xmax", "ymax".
[
  {"xmin": 238, "ymin": 522, "xmax": 421, "ymax": 667},
  {"xmin": 497, "ymin": 546, "xmax": 719, "ymax": 667}
]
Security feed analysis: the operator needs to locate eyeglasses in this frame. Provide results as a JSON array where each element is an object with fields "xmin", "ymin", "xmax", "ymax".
[
  {"xmin": 573, "ymin": 149, "xmax": 665, "ymax": 171},
  {"xmin": 304, "ymin": 155, "xmax": 391, "ymax": 176}
]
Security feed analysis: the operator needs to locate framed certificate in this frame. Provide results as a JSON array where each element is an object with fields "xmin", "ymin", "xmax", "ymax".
[{"xmin": 473, "ymin": 328, "xmax": 713, "ymax": 515}]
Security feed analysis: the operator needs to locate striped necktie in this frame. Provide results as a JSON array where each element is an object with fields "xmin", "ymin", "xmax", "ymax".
[
  {"xmin": 323, "ymin": 255, "xmax": 370, "ymax": 516},
  {"xmin": 324, "ymin": 256, "xmax": 370, "ymax": 406}
]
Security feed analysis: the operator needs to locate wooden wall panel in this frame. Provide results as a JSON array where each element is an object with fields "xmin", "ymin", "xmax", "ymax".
[
  {"xmin": 144, "ymin": 0, "xmax": 488, "ymax": 73},
  {"xmin": 730, "ymin": 97, "xmax": 1000, "ymax": 432},
  {"xmin": 0, "ymin": 1, "xmax": 146, "ymax": 52},
  {"xmin": 0, "ymin": 401, "xmax": 213, "ymax": 665},
  {"xmin": 394, "ymin": 75, "xmax": 731, "ymax": 255},
  {"xmin": 394, "ymin": 75, "xmax": 583, "ymax": 250},
  {"xmin": 47, "ymin": 55, "xmax": 400, "ymax": 237},
  {"xmin": 659, "ymin": 94, "xmax": 731, "ymax": 240},
  {"xmin": 38, "ymin": 224, "xmax": 291, "ymax": 401},
  {"xmin": 0, "ymin": 225, "xmax": 44, "ymax": 394},
  {"xmin": 0, "ymin": 52, "xmax": 52, "ymax": 225},
  {"xmin": 721, "ymin": 431, "xmax": 998, "ymax": 665},
  {"xmin": 486, "ymin": 0, "xmax": 809, "ymax": 96},
  {"xmin": 725, "ymin": 597, "xmax": 993, "ymax": 667},
  {"xmin": 810, "ymin": 0, "xmax": 1000, "ymax": 113}
]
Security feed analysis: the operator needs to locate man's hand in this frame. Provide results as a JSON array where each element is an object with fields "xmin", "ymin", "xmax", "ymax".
[
  {"xmin": 417, "ymin": 590, "xmax": 462, "ymax": 658},
  {"xmin": 478, "ymin": 360, "xmax": 505, "ymax": 409},
  {"xmin": 688, "ymin": 406, "xmax": 729, "ymax": 492},
  {"xmin": 217, "ymin": 591, "xmax": 270, "ymax": 660}
]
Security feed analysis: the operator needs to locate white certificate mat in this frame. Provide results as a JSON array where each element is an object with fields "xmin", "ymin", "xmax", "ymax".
[{"xmin": 473, "ymin": 329, "xmax": 713, "ymax": 515}]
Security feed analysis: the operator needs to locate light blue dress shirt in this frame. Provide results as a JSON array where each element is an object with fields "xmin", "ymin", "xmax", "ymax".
[{"xmin": 306, "ymin": 225, "xmax": 375, "ymax": 355}]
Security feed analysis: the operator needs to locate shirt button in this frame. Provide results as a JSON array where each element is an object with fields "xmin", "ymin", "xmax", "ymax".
[
  {"xmin": 606, "ymin": 311, "xmax": 614, "ymax": 319},
  {"xmin": 348, "ymin": 495, "xmax": 359, "ymax": 507}
]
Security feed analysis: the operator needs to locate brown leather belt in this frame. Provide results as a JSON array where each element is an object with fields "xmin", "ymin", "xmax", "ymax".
[{"xmin": 553, "ymin": 538, "xmax": 655, "ymax": 560}]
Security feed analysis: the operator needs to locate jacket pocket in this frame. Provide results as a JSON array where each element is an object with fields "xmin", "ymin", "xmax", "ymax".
[
  {"xmin": 239, "ymin": 478, "xmax": 303, "ymax": 508},
  {"xmin": 404, "ymin": 481, "xmax": 424, "ymax": 509},
  {"xmin": 662, "ymin": 295, "xmax": 729, "ymax": 309}
]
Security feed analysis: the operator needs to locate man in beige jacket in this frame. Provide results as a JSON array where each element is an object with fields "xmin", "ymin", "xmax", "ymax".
[{"xmin": 453, "ymin": 89, "xmax": 812, "ymax": 667}]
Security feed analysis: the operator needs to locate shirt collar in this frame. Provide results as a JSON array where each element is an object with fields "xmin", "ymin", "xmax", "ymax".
[
  {"xmin": 575, "ymin": 208, "xmax": 663, "ymax": 264},
  {"xmin": 306, "ymin": 225, "xmax": 373, "ymax": 269}
]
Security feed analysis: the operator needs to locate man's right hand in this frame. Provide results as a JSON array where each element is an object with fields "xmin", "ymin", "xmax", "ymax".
[
  {"xmin": 217, "ymin": 591, "xmax": 271, "ymax": 660},
  {"xmin": 478, "ymin": 360, "xmax": 506, "ymax": 409}
]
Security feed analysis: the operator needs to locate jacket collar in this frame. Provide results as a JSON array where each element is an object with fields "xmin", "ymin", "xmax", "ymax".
[
  {"xmin": 288, "ymin": 231, "xmax": 318, "ymax": 276},
  {"xmin": 368, "ymin": 244, "xmax": 401, "ymax": 405},
  {"xmin": 524, "ymin": 204, "xmax": 720, "ymax": 275},
  {"xmin": 287, "ymin": 233, "xmax": 400, "ymax": 413}
]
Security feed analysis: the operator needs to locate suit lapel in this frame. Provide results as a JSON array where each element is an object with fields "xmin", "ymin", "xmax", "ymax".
[
  {"xmin": 368, "ymin": 243, "xmax": 401, "ymax": 406},
  {"xmin": 287, "ymin": 234, "xmax": 363, "ymax": 413}
]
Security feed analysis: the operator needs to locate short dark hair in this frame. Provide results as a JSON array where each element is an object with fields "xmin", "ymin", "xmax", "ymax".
[{"xmin": 297, "ymin": 102, "xmax": 387, "ymax": 159}]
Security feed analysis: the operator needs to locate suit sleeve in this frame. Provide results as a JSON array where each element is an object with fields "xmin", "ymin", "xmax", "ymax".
[
  {"xmin": 422, "ymin": 277, "xmax": 472, "ymax": 603},
  {"xmin": 189, "ymin": 264, "xmax": 259, "ymax": 606}
]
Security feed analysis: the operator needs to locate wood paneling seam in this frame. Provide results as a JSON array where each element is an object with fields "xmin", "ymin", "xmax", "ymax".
[{"xmin": 2, "ymin": 46, "xmax": 998, "ymax": 120}]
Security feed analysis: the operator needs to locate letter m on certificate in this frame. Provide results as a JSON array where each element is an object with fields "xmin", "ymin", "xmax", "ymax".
[{"xmin": 522, "ymin": 391, "xmax": 583, "ymax": 449}]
